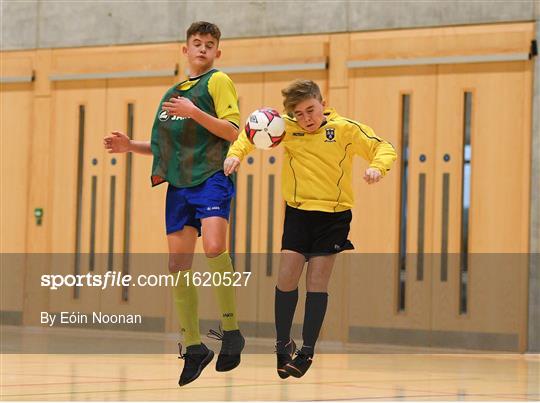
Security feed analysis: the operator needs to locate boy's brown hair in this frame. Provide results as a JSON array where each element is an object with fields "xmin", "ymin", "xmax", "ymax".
[
  {"xmin": 186, "ymin": 21, "xmax": 221, "ymax": 43},
  {"xmin": 281, "ymin": 79, "xmax": 323, "ymax": 115}
]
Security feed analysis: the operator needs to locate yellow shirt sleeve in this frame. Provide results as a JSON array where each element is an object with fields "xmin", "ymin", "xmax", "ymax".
[
  {"xmin": 208, "ymin": 71, "xmax": 241, "ymax": 128},
  {"xmin": 351, "ymin": 122, "xmax": 397, "ymax": 176},
  {"xmin": 227, "ymin": 127, "xmax": 255, "ymax": 160}
]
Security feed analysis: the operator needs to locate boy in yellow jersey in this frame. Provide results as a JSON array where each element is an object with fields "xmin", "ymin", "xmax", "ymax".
[
  {"xmin": 104, "ymin": 22, "xmax": 244, "ymax": 386},
  {"xmin": 224, "ymin": 80, "xmax": 396, "ymax": 378}
]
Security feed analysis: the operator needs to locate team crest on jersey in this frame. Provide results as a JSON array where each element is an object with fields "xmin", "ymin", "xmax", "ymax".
[
  {"xmin": 293, "ymin": 132, "xmax": 305, "ymax": 137},
  {"xmin": 159, "ymin": 110, "xmax": 169, "ymax": 122},
  {"xmin": 159, "ymin": 110, "xmax": 187, "ymax": 122},
  {"xmin": 325, "ymin": 128, "xmax": 336, "ymax": 142}
]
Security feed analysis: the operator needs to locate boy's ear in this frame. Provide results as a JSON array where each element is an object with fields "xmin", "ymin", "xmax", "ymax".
[
  {"xmin": 322, "ymin": 99, "xmax": 327, "ymax": 107},
  {"xmin": 215, "ymin": 48, "xmax": 222, "ymax": 59},
  {"xmin": 182, "ymin": 45, "xmax": 188, "ymax": 55}
]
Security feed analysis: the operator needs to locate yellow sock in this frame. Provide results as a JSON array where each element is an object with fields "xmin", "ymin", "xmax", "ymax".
[
  {"xmin": 172, "ymin": 270, "xmax": 201, "ymax": 347},
  {"xmin": 206, "ymin": 251, "xmax": 239, "ymax": 331}
]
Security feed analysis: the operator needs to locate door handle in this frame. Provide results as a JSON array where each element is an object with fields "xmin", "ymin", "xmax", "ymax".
[
  {"xmin": 440, "ymin": 171, "xmax": 450, "ymax": 282},
  {"xmin": 107, "ymin": 175, "xmax": 116, "ymax": 272},
  {"xmin": 89, "ymin": 174, "xmax": 98, "ymax": 272}
]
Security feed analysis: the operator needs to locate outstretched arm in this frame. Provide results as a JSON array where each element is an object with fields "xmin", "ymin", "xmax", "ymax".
[
  {"xmin": 223, "ymin": 128, "xmax": 256, "ymax": 176},
  {"xmin": 104, "ymin": 131, "xmax": 152, "ymax": 155}
]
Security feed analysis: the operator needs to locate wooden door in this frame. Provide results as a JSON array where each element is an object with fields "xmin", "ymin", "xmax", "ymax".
[
  {"xmin": 0, "ymin": 80, "xmax": 33, "ymax": 321},
  {"xmin": 430, "ymin": 61, "xmax": 531, "ymax": 351},
  {"xmin": 104, "ymin": 77, "xmax": 172, "ymax": 332},
  {"xmin": 347, "ymin": 66, "xmax": 437, "ymax": 345},
  {"xmin": 225, "ymin": 73, "xmax": 265, "ymax": 335},
  {"xmin": 49, "ymin": 80, "xmax": 107, "ymax": 317}
]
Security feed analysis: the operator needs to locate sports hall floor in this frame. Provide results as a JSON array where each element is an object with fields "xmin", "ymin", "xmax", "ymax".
[{"xmin": 1, "ymin": 326, "xmax": 538, "ymax": 401}]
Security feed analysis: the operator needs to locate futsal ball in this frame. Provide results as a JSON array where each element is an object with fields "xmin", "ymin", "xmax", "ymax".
[{"xmin": 245, "ymin": 108, "xmax": 286, "ymax": 150}]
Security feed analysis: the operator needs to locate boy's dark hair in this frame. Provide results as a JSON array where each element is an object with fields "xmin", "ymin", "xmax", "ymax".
[
  {"xmin": 186, "ymin": 21, "xmax": 221, "ymax": 42},
  {"xmin": 281, "ymin": 80, "xmax": 323, "ymax": 114}
]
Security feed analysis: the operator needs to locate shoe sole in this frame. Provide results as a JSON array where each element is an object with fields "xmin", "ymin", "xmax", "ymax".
[
  {"xmin": 284, "ymin": 363, "xmax": 308, "ymax": 378},
  {"xmin": 215, "ymin": 355, "xmax": 241, "ymax": 372},
  {"xmin": 277, "ymin": 367, "xmax": 290, "ymax": 379},
  {"xmin": 178, "ymin": 350, "xmax": 215, "ymax": 386}
]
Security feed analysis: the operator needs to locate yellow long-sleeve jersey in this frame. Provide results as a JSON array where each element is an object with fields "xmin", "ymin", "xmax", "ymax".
[{"xmin": 227, "ymin": 108, "xmax": 397, "ymax": 213}]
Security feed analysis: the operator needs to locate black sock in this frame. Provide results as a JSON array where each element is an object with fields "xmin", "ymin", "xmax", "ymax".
[
  {"xmin": 275, "ymin": 287, "xmax": 298, "ymax": 343},
  {"xmin": 301, "ymin": 292, "xmax": 328, "ymax": 356}
]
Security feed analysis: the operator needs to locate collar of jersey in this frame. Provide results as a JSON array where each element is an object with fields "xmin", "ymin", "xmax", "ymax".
[
  {"xmin": 188, "ymin": 68, "xmax": 217, "ymax": 81},
  {"xmin": 177, "ymin": 68, "xmax": 217, "ymax": 89},
  {"xmin": 287, "ymin": 108, "xmax": 338, "ymax": 134}
]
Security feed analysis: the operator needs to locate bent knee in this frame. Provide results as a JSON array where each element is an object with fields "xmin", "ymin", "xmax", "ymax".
[
  {"xmin": 168, "ymin": 259, "xmax": 192, "ymax": 274},
  {"xmin": 306, "ymin": 278, "xmax": 329, "ymax": 292},
  {"xmin": 277, "ymin": 274, "xmax": 299, "ymax": 291},
  {"xmin": 203, "ymin": 242, "xmax": 226, "ymax": 257}
]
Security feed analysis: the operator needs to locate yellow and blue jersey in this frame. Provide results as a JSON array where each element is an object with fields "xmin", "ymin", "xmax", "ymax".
[{"xmin": 151, "ymin": 69, "xmax": 240, "ymax": 188}]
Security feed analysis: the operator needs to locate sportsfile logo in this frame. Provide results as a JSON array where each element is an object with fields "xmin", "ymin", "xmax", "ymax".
[{"xmin": 41, "ymin": 270, "xmax": 252, "ymax": 289}]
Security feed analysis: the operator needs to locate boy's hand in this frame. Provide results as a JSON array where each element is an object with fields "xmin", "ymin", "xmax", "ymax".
[
  {"xmin": 224, "ymin": 156, "xmax": 241, "ymax": 176},
  {"xmin": 162, "ymin": 96, "xmax": 197, "ymax": 118},
  {"xmin": 363, "ymin": 167, "xmax": 382, "ymax": 184},
  {"xmin": 104, "ymin": 131, "xmax": 131, "ymax": 153}
]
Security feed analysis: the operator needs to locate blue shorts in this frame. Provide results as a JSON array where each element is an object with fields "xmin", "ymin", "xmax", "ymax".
[{"xmin": 165, "ymin": 171, "xmax": 235, "ymax": 235}]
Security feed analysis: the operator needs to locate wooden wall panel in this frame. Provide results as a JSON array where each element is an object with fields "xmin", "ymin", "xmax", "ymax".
[
  {"xmin": 431, "ymin": 61, "xmax": 531, "ymax": 351},
  {"xmin": 0, "ymin": 23, "xmax": 534, "ymax": 349},
  {"xmin": 50, "ymin": 44, "xmax": 180, "ymax": 76},
  {"xmin": 217, "ymin": 35, "xmax": 329, "ymax": 68},
  {"xmin": 349, "ymin": 23, "xmax": 534, "ymax": 61},
  {"xmin": 0, "ymin": 52, "xmax": 34, "ymax": 318}
]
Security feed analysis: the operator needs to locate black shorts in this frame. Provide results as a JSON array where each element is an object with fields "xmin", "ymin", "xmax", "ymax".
[{"xmin": 281, "ymin": 205, "xmax": 354, "ymax": 259}]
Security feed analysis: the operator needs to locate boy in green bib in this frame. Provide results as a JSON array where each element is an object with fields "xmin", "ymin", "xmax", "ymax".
[{"xmin": 104, "ymin": 21, "xmax": 244, "ymax": 386}]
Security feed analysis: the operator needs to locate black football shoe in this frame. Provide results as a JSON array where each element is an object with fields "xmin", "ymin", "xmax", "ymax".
[
  {"xmin": 275, "ymin": 339, "xmax": 297, "ymax": 379},
  {"xmin": 284, "ymin": 350, "xmax": 313, "ymax": 378},
  {"xmin": 208, "ymin": 327, "xmax": 245, "ymax": 372},
  {"xmin": 177, "ymin": 342, "xmax": 214, "ymax": 386}
]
